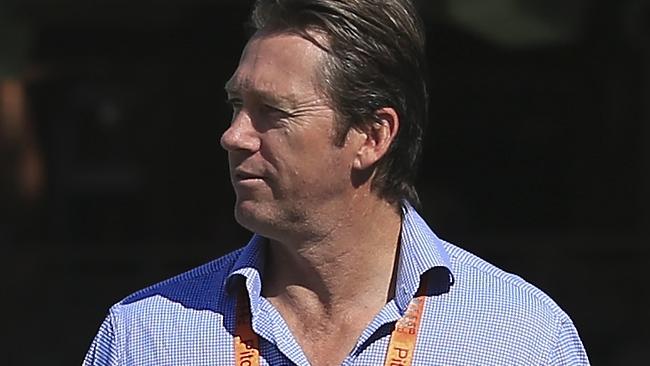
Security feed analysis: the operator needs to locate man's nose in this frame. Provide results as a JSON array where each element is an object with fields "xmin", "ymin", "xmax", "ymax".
[{"xmin": 220, "ymin": 112, "xmax": 260, "ymax": 152}]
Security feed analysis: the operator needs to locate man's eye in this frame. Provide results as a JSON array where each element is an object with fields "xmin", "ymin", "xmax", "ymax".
[
  {"xmin": 226, "ymin": 98, "xmax": 243, "ymax": 110},
  {"xmin": 262, "ymin": 104, "xmax": 290, "ymax": 117}
]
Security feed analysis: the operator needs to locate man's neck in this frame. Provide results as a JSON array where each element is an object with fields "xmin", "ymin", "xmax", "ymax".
[{"xmin": 261, "ymin": 197, "xmax": 403, "ymax": 323}]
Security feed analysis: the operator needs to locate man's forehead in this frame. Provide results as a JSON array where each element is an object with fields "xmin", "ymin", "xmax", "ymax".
[{"xmin": 224, "ymin": 33, "xmax": 327, "ymax": 102}]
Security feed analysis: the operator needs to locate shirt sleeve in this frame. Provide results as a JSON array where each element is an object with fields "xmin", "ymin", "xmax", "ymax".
[
  {"xmin": 83, "ymin": 312, "xmax": 120, "ymax": 366},
  {"xmin": 547, "ymin": 320, "xmax": 590, "ymax": 366}
]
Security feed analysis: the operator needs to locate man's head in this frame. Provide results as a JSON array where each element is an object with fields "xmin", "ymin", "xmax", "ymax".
[
  {"xmin": 249, "ymin": 0, "xmax": 429, "ymax": 207},
  {"xmin": 221, "ymin": 0, "xmax": 428, "ymax": 239}
]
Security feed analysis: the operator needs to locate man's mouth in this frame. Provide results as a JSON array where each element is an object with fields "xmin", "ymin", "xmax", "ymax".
[{"xmin": 234, "ymin": 171, "xmax": 265, "ymax": 181}]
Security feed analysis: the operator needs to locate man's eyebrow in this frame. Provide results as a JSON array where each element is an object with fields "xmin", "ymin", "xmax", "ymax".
[
  {"xmin": 224, "ymin": 77, "xmax": 244, "ymax": 95},
  {"xmin": 224, "ymin": 79, "xmax": 298, "ymax": 107}
]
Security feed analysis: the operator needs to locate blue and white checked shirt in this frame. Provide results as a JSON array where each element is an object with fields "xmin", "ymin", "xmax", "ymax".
[{"xmin": 84, "ymin": 204, "xmax": 589, "ymax": 365}]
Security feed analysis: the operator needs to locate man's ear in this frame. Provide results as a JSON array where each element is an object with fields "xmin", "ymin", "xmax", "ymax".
[{"xmin": 352, "ymin": 107, "xmax": 400, "ymax": 170}]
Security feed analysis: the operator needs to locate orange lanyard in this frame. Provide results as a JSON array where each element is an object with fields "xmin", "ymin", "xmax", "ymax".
[
  {"xmin": 382, "ymin": 277, "xmax": 428, "ymax": 366},
  {"xmin": 234, "ymin": 279, "xmax": 428, "ymax": 366},
  {"xmin": 234, "ymin": 289, "xmax": 261, "ymax": 366}
]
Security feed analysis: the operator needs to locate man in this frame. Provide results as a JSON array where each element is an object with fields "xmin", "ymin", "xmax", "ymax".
[{"xmin": 84, "ymin": 0, "xmax": 589, "ymax": 365}]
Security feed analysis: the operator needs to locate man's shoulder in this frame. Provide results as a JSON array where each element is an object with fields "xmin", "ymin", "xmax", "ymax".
[
  {"xmin": 441, "ymin": 240, "xmax": 572, "ymax": 325},
  {"xmin": 421, "ymin": 240, "xmax": 588, "ymax": 364},
  {"xmin": 85, "ymin": 248, "xmax": 247, "ymax": 364},
  {"xmin": 113, "ymin": 247, "xmax": 244, "ymax": 313}
]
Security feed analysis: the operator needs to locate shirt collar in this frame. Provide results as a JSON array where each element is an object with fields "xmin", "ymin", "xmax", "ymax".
[
  {"xmin": 394, "ymin": 201, "xmax": 454, "ymax": 312},
  {"xmin": 224, "ymin": 201, "xmax": 455, "ymax": 314},
  {"xmin": 225, "ymin": 234, "xmax": 266, "ymax": 315}
]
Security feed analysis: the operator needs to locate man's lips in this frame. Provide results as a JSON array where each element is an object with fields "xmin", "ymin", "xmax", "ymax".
[{"xmin": 233, "ymin": 170, "xmax": 265, "ymax": 181}]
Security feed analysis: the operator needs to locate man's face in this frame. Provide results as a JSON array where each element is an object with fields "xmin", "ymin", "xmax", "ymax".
[{"xmin": 221, "ymin": 31, "xmax": 357, "ymax": 239}]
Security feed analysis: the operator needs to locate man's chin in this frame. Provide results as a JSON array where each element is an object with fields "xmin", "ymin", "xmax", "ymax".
[{"xmin": 233, "ymin": 199, "xmax": 274, "ymax": 233}]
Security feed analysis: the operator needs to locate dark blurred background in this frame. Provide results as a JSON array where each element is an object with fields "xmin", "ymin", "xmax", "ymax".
[{"xmin": 1, "ymin": 0, "xmax": 648, "ymax": 364}]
